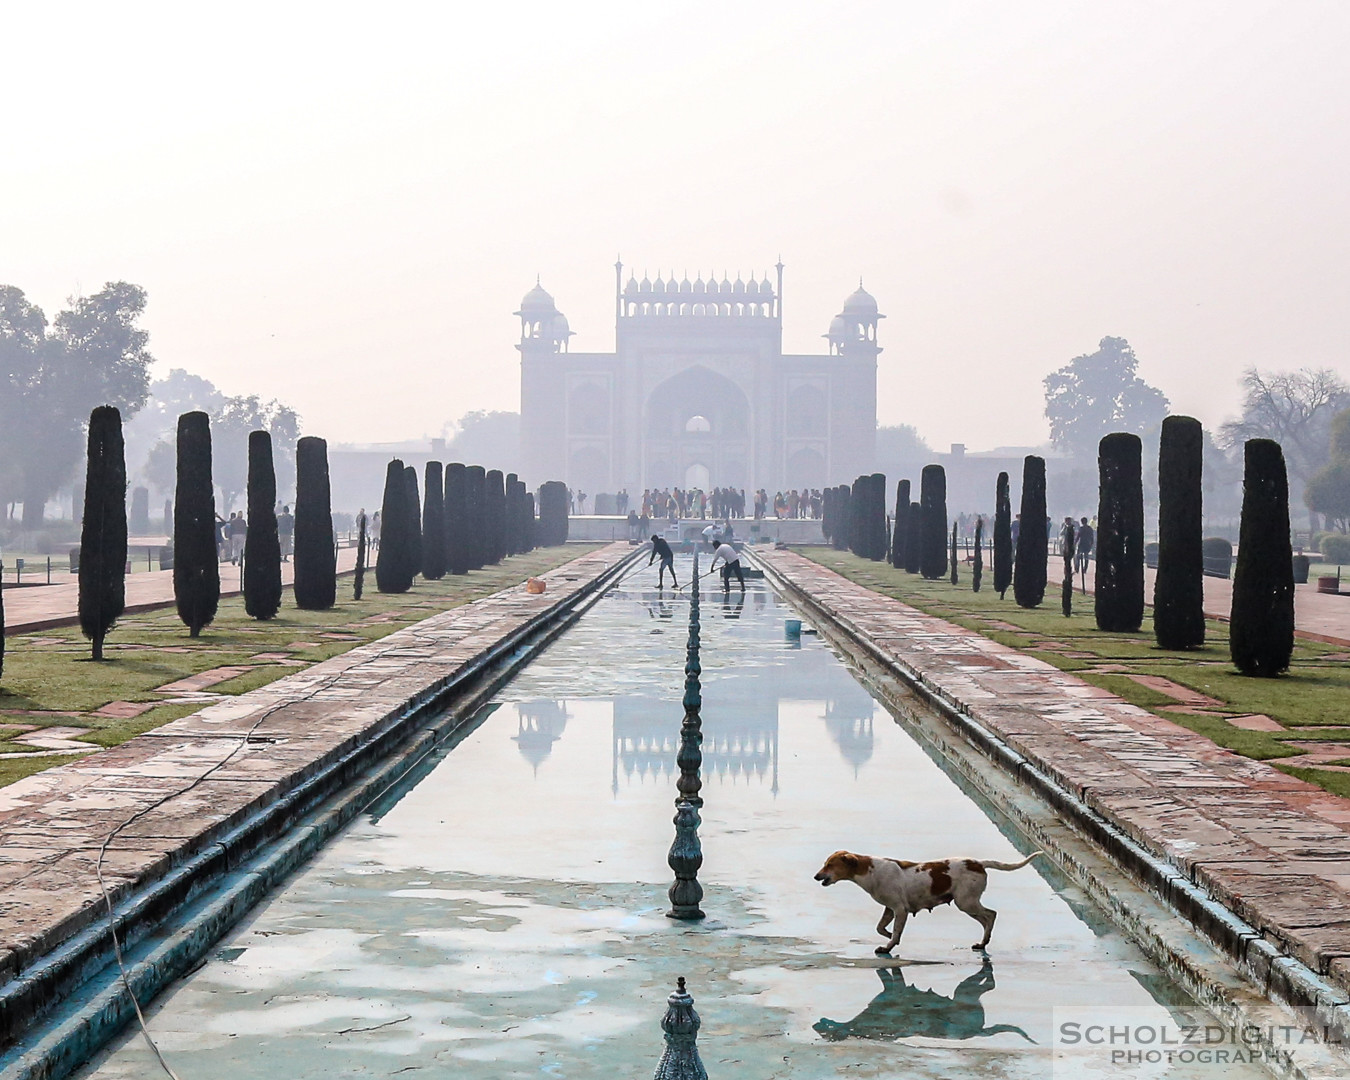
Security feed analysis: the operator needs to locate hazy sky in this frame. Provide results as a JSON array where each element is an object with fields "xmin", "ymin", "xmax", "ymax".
[{"xmin": 4, "ymin": 1, "xmax": 1348, "ymax": 451}]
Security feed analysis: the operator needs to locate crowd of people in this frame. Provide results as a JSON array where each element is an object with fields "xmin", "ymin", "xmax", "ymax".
[
  {"xmin": 213, "ymin": 506, "xmax": 296, "ymax": 564},
  {"xmin": 628, "ymin": 486, "xmax": 828, "ymax": 521}
]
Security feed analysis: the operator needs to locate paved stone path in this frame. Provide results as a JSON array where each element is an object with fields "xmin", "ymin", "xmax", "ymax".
[
  {"xmin": 758, "ymin": 548, "xmax": 1350, "ymax": 998},
  {"xmin": 0, "ymin": 543, "xmax": 629, "ymax": 988},
  {"xmin": 2, "ymin": 547, "xmax": 362, "ymax": 635}
]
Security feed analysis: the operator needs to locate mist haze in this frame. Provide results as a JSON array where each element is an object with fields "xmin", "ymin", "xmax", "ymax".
[{"xmin": 4, "ymin": 1, "xmax": 1347, "ymax": 452}]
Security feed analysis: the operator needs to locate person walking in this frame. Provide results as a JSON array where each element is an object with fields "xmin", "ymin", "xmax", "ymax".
[
  {"xmin": 709, "ymin": 539, "xmax": 745, "ymax": 592},
  {"xmin": 1074, "ymin": 516, "xmax": 1095, "ymax": 592},
  {"xmin": 648, "ymin": 533, "xmax": 678, "ymax": 589},
  {"xmin": 229, "ymin": 511, "xmax": 247, "ymax": 565},
  {"xmin": 278, "ymin": 505, "xmax": 295, "ymax": 560}
]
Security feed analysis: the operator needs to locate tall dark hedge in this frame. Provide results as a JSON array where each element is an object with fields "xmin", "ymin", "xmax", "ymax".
[
  {"xmin": 537, "ymin": 479, "xmax": 568, "ymax": 547},
  {"xmin": 950, "ymin": 521, "xmax": 959, "ymax": 585},
  {"xmin": 505, "ymin": 474, "xmax": 522, "ymax": 556},
  {"xmin": 403, "ymin": 466, "xmax": 422, "ymax": 579},
  {"xmin": 294, "ymin": 435, "xmax": 336, "ymax": 610},
  {"xmin": 485, "ymin": 470, "xmax": 506, "ymax": 564},
  {"xmin": 1230, "ymin": 439, "xmax": 1294, "ymax": 677},
  {"xmin": 376, "ymin": 459, "xmax": 414, "ymax": 593},
  {"xmin": 848, "ymin": 476, "xmax": 865, "ymax": 556},
  {"xmin": 904, "ymin": 501, "xmax": 922, "ymax": 573},
  {"xmin": 353, "ymin": 511, "xmax": 368, "ymax": 600},
  {"xmin": 465, "ymin": 466, "xmax": 488, "ymax": 565},
  {"xmin": 1094, "ymin": 434, "xmax": 1144, "ymax": 632},
  {"xmin": 973, "ymin": 516, "xmax": 984, "ymax": 592},
  {"xmin": 993, "ymin": 471, "xmax": 1013, "ymax": 598},
  {"xmin": 444, "ymin": 463, "xmax": 469, "ymax": 573},
  {"xmin": 244, "ymin": 430, "xmax": 282, "ymax": 620},
  {"xmin": 1154, "ymin": 415, "xmax": 1205, "ymax": 649},
  {"xmin": 129, "ymin": 486, "xmax": 150, "ymax": 535},
  {"xmin": 919, "ymin": 464, "xmax": 948, "ymax": 580},
  {"xmin": 1013, "ymin": 456, "xmax": 1047, "ymax": 608},
  {"xmin": 173, "ymin": 410, "xmax": 219, "ymax": 638},
  {"xmin": 525, "ymin": 492, "xmax": 537, "ymax": 550},
  {"xmin": 1061, "ymin": 521, "xmax": 1075, "ymax": 618},
  {"xmin": 79, "ymin": 406, "xmax": 127, "ymax": 660},
  {"xmin": 868, "ymin": 473, "xmax": 888, "ymax": 560},
  {"xmin": 890, "ymin": 480, "xmax": 910, "ymax": 569},
  {"xmin": 422, "ymin": 461, "xmax": 446, "ymax": 580},
  {"xmin": 822, "ymin": 486, "xmax": 836, "ymax": 545},
  {"xmin": 832, "ymin": 485, "xmax": 851, "ymax": 551}
]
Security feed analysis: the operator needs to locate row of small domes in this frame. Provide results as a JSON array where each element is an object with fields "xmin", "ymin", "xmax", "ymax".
[
  {"xmin": 624, "ymin": 273, "xmax": 773, "ymax": 297},
  {"xmin": 518, "ymin": 278, "xmax": 880, "ymax": 317}
]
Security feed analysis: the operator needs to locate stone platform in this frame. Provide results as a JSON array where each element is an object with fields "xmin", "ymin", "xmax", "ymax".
[
  {"xmin": 0, "ymin": 543, "xmax": 632, "ymax": 1048},
  {"xmin": 755, "ymin": 548, "xmax": 1350, "ymax": 1015}
]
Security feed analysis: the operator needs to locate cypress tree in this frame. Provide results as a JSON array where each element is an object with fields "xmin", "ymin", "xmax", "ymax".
[
  {"xmin": 904, "ymin": 501, "xmax": 922, "ymax": 573},
  {"xmin": 294, "ymin": 435, "xmax": 336, "ymax": 610},
  {"xmin": 525, "ymin": 491, "xmax": 537, "ymax": 550},
  {"xmin": 890, "ymin": 480, "xmax": 910, "ymax": 569},
  {"xmin": 485, "ymin": 470, "xmax": 506, "ymax": 564},
  {"xmin": 832, "ymin": 485, "xmax": 851, "ymax": 551},
  {"xmin": 993, "ymin": 472, "xmax": 1013, "ymax": 599},
  {"xmin": 1095, "ymin": 434, "xmax": 1145, "ymax": 632},
  {"xmin": 973, "ymin": 516, "xmax": 984, "ymax": 592},
  {"xmin": 243, "ymin": 430, "xmax": 282, "ymax": 619},
  {"xmin": 1013, "ymin": 456, "xmax": 1047, "ymax": 608},
  {"xmin": 848, "ymin": 476, "xmax": 865, "ymax": 556},
  {"xmin": 919, "ymin": 464, "xmax": 948, "ymax": 579},
  {"xmin": 465, "ymin": 466, "xmax": 488, "ymax": 564},
  {"xmin": 376, "ymin": 459, "xmax": 413, "ymax": 593},
  {"xmin": 129, "ymin": 486, "xmax": 150, "ymax": 535},
  {"xmin": 444, "ymin": 463, "xmax": 469, "ymax": 572},
  {"xmin": 353, "ymin": 511, "xmax": 368, "ymax": 600},
  {"xmin": 422, "ymin": 461, "xmax": 446, "ymax": 579},
  {"xmin": 403, "ymin": 466, "xmax": 422, "ymax": 580},
  {"xmin": 1061, "ymin": 520, "xmax": 1075, "ymax": 617},
  {"xmin": 505, "ymin": 474, "xmax": 522, "ymax": 556},
  {"xmin": 173, "ymin": 410, "xmax": 219, "ymax": 638},
  {"xmin": 1154, "ymin": 415, "xmax": 1205, "ymax": 649},
  {"xmin": 950, "ymin": 521, "xmax": 959, "ymax": 584},
  {"xmin": 869, "ymin": 473, "xmax": 887, "ymax": 560},
  {"xmin": 1230, "ymin": 439, "xmax": 1294, "ymax": 677},
  {"xmin": 79, "ymin": 406, "xmax": 127, "ymax": 660},
  {"xmin": 821, "ymin": 486, "xmax": 835, "ymax": 545}
]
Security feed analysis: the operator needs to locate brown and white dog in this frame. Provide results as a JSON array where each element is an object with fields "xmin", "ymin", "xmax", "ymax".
[{"xmin": 814, "ymin": 849, "xmax": 1044, "ymax": 954}]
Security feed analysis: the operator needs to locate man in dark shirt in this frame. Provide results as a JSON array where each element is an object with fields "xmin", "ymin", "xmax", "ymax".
[{"xmin": 648, "ymin": 534, "xmax": 678, "ymax": 589}]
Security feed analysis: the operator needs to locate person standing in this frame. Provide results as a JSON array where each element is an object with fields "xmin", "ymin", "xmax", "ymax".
[
  {"xmin": 1074, "ymin": 516, "xmax": 1095, "ymax": 590},
  {"xmin": 278, "ymin": 504, "xmax": 295, "ymax": 561},
  {"xmin": 709, "ymin": 540, "xmax": 745, "ymax": 592},
  {"xmin": 648, "ymin": 534, "xmax": 678, "ymax": 589},
  {"xmin": 229, "ymin": 511, "xmax": 247, "ymax": 565}
]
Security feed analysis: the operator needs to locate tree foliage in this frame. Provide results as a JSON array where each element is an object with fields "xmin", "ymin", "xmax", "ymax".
[
  {"xmin": 1154, "ymin": 416, "xmax": 1205, "ymax": 648},
  {"xmin": 0, "ymin": 283, "xmax": 154, "ymax": 525},
  {"xmin": 1044, "ymin": 337, "xmax": 1169, "ymax": 460},
  {"xmin": 444, "ymin": 463, "xmax": 469, "ymax": 573},
  {"xmin": 919, "ymin": 465, "xmax": 948, "ymax": 580},
  {"xmin": 1305, "ymin": 407, "xmax": 1350, "ymax": 530},
  {"xmin": 293, "ymin": 436, "xmax": 335, "ymax": 610},
  {"xmin": 376, "ymin": 459, "xmax": 414, "ymax": 593},
  {"xmin": 422, "ymin": 461, "xmax": 446, "ymax": 579},
  {"xmin": 1013, "ymin": 456, "xmax": 1047, "ymax": 608},
  {"xmin": 993, "ymin": 472, "xmax": 1012, "ymax": 598},
  {"xmin": 1095, "ymin": 434, "xmax": 1145, "ymax": 632},
  {"xmin": 890, "ymin": 479, "xmax": 910, "ymax": 569}
]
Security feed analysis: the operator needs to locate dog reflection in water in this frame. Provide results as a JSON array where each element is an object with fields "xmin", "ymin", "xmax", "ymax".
[{"xmin": 813, "ymin": 958, "xmax": 1032, "ymax": 1043}]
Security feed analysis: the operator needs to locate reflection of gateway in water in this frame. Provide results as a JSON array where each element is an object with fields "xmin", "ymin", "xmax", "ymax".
[{"xmin": 511, "ymin": 700, "xmax": 571, "ymax": 775}]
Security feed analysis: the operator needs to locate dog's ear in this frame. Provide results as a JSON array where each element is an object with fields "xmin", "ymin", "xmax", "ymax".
[{"xmin": 841, "ymin": 852, "xmax": 860, "ymax": 871}]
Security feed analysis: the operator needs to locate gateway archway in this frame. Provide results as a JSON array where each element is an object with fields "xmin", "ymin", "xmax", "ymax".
[{"xmin": 644, "ymin": 366, "xmax": 751, "ymax": 489}]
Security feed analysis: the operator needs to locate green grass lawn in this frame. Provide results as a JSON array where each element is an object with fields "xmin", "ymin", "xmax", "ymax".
[
  {"xmin": 803, "ymin": 548, "xmax": 1350, "ymax": 797},
  {"xmin": 0, "ymin": 545, "xmax": 600, "ymax": 787}
]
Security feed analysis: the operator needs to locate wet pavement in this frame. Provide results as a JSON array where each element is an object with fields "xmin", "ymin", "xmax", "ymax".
[{"xmin": 76, "ymin": 556, "xmax": 1273, "ymax": 1078}]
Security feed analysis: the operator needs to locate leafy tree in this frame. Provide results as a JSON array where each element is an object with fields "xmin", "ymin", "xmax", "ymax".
[
  {"xmin": 210, "ymin": 396, "xmax": 300, "ymax": 512},
  {"xmin": 173, "ymin": 411, "xmax": 219, "ymax": 637},
  {"xmin": 1230, "ymin": 439, "xmax": 1294, "ymax": 676},
  {"xmin": 1044, "ymin": 337, "xmax": 1169, "ymax": 460},
  {"xmin": 244, "ymin": 431, "xmax": 282, "ymax": 620},
  {"xmin": 78, "ymin": 407, "xmax": 127, "ymax": 660},
  {"xmin": 0, "ymin": 283, "xmax": 154, "ymax": 526},
  {"xmin": 1220, "ymin": 368, "xmax": 1350, "ymax": 499},
  {"xmin": 445, "ymin": 411, "xmax": 522, "ymax": 473},
  {"xmin": 376, "ymin": 459, "xmax": 413, "ymax": 593},
  {"xmin": 1014, "ymin": 456, "xmax": 1047, "ymax": 608},
  {"xmin": 1154, "ymin": 416, "xmax": 1205, "ymax": 648},
  {"xmin": 422, "ymin": 461, "xmax": 446, "ymax": 579},
  {"xmin": 919, "ymin": 465, "xmax": 947, "ymax": 579},
  {"xmin": 890, "ymin": 479, "xmax": 910, "ymax": 569},
  {"xmin": 1305, "ymin": 407, "xmax": 1350, "ymax": 530},
  {"xmin": 993, "ymin": 472, "xmax": 1012, "ymax": 598},
  {"xmin": 1095, "ymin": 434, "xmax": 1145, "ymax": 632},
  {"xmin": 293, "ymin": 436, "xmax": 336, "ymax": 610}
]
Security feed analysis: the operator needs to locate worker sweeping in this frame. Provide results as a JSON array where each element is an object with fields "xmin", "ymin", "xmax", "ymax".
[
  {"xmin": 648, "ymin": 534, "xmax": 678, "ymax": 589},
  {"xmin": 709, "ymin": 540, "xmax": 745, "ymax": 593}
]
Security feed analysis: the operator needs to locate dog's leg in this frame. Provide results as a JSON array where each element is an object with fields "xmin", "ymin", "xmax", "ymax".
[
  {"xmin": 875, "ymin": 907, "xmax": 894, "ymax": 937},
  {"xmin": 875, "ymin": 911, "xmax": 908, "ymax": 955},
  {"xmin": 962, "ymin": 901, "xmax": 996, "ymax": 950}
]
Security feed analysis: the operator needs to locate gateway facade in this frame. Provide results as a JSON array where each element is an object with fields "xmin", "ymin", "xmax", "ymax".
[{"xmin": 518, "ymin": 263, "xmax": 880, "ymax": 494}]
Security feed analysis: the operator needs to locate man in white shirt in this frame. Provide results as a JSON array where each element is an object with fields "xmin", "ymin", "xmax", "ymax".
[
  {"xmin": 709, "ymin": 541, "xmax": 745, "ymax": 592},
  {"xmin": 701, "ymin": 522, "xmax": 722, "ymax": 549}
]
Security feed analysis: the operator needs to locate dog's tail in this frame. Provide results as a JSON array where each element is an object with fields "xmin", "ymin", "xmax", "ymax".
[{"xmin": 982, "ymin": 851, "xmax": 1044, "ymax": 872}]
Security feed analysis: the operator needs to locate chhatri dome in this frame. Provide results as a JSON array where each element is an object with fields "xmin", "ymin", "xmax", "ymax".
[
  {"xmin": 840, "ymin": 280, "xmax": 880, "ymax": 315},
  {"xmin": 515, "ymin": 278, "xmax": 558, "ymax": 316}
]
